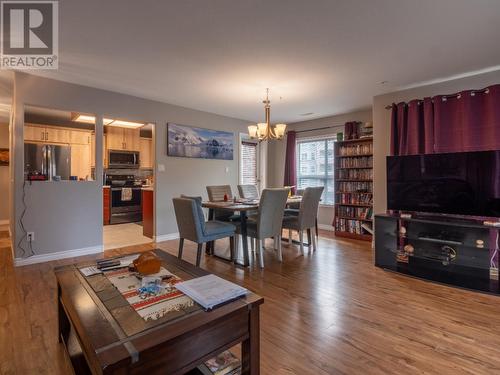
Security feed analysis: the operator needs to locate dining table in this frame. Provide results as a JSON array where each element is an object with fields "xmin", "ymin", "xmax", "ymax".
[{"xmin": 202, "ymin": 196, "xmax": 306, "ymax": 267}]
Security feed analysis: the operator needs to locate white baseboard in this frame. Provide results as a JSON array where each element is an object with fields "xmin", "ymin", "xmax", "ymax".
[
  {"xmin": 14, "ymin": 245, "xmax": 103, "ymax": 267},
  {"xmin": 0, "ymin": 219, "xmax": 9, "ymax": 225},
  {"xmin": 318, "ymin": 224, "xmax": 335, "ymax": 232},
  {"xmin": 154, "ymin": 232, "xmax": 179, "ymax": 243}
]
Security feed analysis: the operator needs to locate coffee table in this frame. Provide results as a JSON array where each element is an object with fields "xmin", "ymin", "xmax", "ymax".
[{"xmin": 55, "ymin": 249, "xmax": 263, "ymax": 374}]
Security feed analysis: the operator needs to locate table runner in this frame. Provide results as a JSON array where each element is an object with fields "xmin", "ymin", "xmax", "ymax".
[{"xmin": 104, "ymin": 266, "xmax": 197, "ymax": 322}]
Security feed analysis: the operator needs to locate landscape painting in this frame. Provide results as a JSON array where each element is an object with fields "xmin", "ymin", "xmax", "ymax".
[
  {"xmin": 167, "ymin": 123, "xmax": 234, "ymax": 160},
  {"xmin": 0, "ymin": 148, "xmax": 8, "ymax": 166}
]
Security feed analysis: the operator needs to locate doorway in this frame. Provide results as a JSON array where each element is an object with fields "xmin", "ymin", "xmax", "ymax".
[{"xmin": 101, "ymin": 120, "xmax": 155, "ymax": 251}]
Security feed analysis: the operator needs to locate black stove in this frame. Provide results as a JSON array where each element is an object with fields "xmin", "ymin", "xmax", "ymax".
[{"xmin": 105, "ymin": 174, "xmax": 143, "ymax": 224}]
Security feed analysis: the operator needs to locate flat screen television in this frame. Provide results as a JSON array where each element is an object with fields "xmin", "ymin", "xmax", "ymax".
[{"xmin": 387, "ymin": 150, "xmax": 500, "ymax": 218}]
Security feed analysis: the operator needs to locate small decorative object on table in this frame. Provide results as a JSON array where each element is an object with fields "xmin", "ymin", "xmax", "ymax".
[{"xmin": 132, "ymin": 251, "xmax": 161, "ymax": 275}]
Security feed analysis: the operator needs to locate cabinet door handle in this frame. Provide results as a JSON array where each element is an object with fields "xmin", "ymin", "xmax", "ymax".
[
  {"xmin": 45, "ymin": 131, "xmax": 49, "ymax": 140},
  {"xmin": 41, "ymin": 132, "xmax": 44, "ymax": 141}
]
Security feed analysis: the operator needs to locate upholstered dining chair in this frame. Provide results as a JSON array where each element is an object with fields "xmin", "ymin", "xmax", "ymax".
[
  {"xmin": 282, "ymin": 186, "xmax": 324, "ymax": 254},
  {"xmin": 237, "ymin": 184, "xmax": 260, "ymax": 199},
  {"xmin": 244, "ymin": 188, "xmax": 289, "ymax": 268},
  {"xmin": 173, "ymin": 197, "xmax": 236, "ymax": 267}
]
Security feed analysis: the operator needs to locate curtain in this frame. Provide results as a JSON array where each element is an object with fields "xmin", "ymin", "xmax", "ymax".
[
  {"xmin": 283, "ymin": 130, "xmax": 297, "ymax": 194},
  {"xmin": 390, "ymin": 84, "xmax": 500, "ymax": 155}
]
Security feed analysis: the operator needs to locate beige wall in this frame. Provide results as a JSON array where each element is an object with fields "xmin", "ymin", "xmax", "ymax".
[
  {"xmin": 12, "ymin": 72, "xmax": 250, "ymax": 260},
  {"xmin": 267, "ymin": 109, "xmax": 373, "ymax": 227},
  {"xmin": 0, "ymin": 123, "xmax": 8, "ymax": 222},
  {"xmin": 373, "ymin": 70, "xmax": 500, "ymax": 215}
]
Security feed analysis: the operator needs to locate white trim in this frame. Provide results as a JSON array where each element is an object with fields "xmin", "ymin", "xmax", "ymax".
[
  {"xmin": 14, "ymin": 245, "xmax": 103, "ymax": 267},
  {"xmin": 0, "ymin": 219, "xmax": 9, "ymax": 225},
  {"xmin": 318, "ymin": 224, "xmax": 334, "ymax": 232},
  {"xmin": 154, "ymin": 232, "xmax": 179, "ymax": 243}
]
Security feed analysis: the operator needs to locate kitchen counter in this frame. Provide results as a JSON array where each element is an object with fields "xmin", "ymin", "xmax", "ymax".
[{"xmin": 141, "ymin": 185, "xmax": 154, "ymax": 191}]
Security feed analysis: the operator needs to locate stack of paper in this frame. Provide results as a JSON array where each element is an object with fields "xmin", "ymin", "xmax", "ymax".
[{"xmin": 175, "ymin": 275, "xmax": 248, "ymax": 311}]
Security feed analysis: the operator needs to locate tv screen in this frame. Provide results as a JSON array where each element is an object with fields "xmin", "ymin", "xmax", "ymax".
[{"xmin": 387, "ymin": 151, "xmax": 500, "ymax": 218}]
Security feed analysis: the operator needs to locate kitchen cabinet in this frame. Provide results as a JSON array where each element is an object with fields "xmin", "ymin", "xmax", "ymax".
[
  {"xmin": 70, "ymin": 144, "xmax": 91, "ymax": 180},
  {"xmin": 70, "ymin": 129, "xmax": 91, "ymax": 145},
  {"xmin": 91, "ymin": 133, "xmax": 107, "ymax": 167},
  {"xmin": 24, "ymin": 125, "xmax": 46, "ymax": 142},
  {"xmin": 25, "ymin": 124, "xmax": 92, "ymax": 145},
  {"xmin": 106, "ymin": 127, "xmax": 140, "ymax": 151},
  {"xmin": 45, "ymin": 127, "xmax": 70, "ymax": 143},
  {"xmin": 139, "ymin": 137, "xmax": 153, "ymax": 168},
  {"xmin": 103, "ymin": 187, "xmax": 110, "ymax": 225},
  {"xmin": 142, "ymin": 188, "xmax": 154, "ymax": 238}
]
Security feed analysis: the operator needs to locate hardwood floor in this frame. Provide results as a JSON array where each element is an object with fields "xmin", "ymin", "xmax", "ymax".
[{"xmin": 2, "ymin": 228, "xmax": 500, "ymax": 374}]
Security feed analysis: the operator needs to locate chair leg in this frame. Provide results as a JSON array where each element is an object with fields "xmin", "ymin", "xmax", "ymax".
[
  {"xmin": 315, "ymin": 218, "xmax": 319, "ymax": 240},
  {"xmin": 299, "ymin": 230, "xmax": 304, "ymax": 255},
  {"xmin": 258, "ymin": 239, "xmax": 265, "ymax": 268},
  {"xmin": 312, "ymin": 227, "xmax": 317, "ymax": 251},
  {"xmin": 250, "ymin": 237, "xmax": 255, "ymax": 252},
  {"xmin": 229, "ymin": 236, "xmax": 235, "ymax": 261},
  {"xmin": 274, "ymin": 237, "xmax": 278, "ymax": 250},
  {"xmin": 307, "ymin": 228, "xmax": 312, "ymax": 246},
  {"xmin": 178, "ymin": 238, "xmax": 184, "ymax": 259},
  {"xmin": 196, "ymin": 243, "xmax": 203, "ymax": 267},
  {"xmin": 277, "ymin": 235, "xmax": 283, "ymax": 262}
]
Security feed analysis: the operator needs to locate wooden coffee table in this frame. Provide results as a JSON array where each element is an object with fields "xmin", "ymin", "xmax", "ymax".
[{"xmin": 55, "ymin": 249, "xmax": 264, "ymax": 374}]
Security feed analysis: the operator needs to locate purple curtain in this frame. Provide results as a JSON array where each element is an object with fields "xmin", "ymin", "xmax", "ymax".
[
  {"xmin": 390, "ymin": 84, "xmax": 500, "ymax": 155},
  {"xmin": 283, "ymin": 130, "xmax": 297, "ymax": 194}
]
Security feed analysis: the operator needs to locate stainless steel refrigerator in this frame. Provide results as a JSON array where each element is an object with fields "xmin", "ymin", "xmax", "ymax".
[{"xmin": 24, "ymin": 143, "xmax": 71, "ymax": 181}]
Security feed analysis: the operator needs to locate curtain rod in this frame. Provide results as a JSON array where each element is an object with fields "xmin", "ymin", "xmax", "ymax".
[
  {"xmin": 295, "ymin": 125, "xmax": 344, "ymax": 134},
  {"xmin": 384, "ymin": 87, "xmax": 491, "ymax": 110}
]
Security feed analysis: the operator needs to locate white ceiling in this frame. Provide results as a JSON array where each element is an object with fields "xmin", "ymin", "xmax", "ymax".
[{"xmin": 29, "ymin": 0, "xmax": 500, "ymax": 123}]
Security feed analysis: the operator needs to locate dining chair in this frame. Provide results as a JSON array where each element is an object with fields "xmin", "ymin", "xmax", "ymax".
[
  {"xmin": 237, "ymin": 184, "xmax": 260, "ymax": 199},
  {"xmin": 206, "ymin": 185, "xmax": 233, "ymax": 201},
  {"xmin": 244, "ymin": 188, "xmax": 289, "ymax": 268},
  {"xmin": 173, "ymin": 197, "xmax": 236, "ymax": 267},
  {"xmin": 282, "ymin": 186, "xmax": 324, "ymax": 254}
]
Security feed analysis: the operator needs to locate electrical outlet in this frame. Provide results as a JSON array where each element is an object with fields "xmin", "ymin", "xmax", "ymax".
[{"xmin": 27, "ymin": 232, "xmax": 35, "ymax": 242}]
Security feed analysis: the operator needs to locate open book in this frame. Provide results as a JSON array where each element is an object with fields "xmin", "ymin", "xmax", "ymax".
[{"xmin": 175, "ymin": 275, "xmax": 248, "ymax": 311}]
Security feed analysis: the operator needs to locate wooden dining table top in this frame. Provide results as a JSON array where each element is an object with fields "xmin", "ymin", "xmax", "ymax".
[{"xmin": 202, "ymin": 196, "xmax": 302, "ymax": 211}]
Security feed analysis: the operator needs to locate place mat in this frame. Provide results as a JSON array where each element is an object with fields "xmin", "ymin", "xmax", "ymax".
[{"xmin": 104, "ymin": 267, "xmax": 198, "ymax": 322}]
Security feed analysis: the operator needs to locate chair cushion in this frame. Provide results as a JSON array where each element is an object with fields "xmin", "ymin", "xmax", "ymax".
[{"xmin": 204, "ymin": 220, "xmax": 236, "ymax": 236}]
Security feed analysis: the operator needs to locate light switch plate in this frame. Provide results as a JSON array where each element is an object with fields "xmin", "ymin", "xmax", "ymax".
[
  {"xmin": 158, "ymin": 164, "xmax": 165, "ymax": 172},
  {"xmin": 225, "ymin": 167, "xmax": 229, "ymax": 173}
]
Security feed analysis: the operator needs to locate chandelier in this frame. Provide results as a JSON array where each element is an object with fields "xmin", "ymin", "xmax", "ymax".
[{"xmin": 248, "ymin": 88, "xmax": 287, "ymax": 141}]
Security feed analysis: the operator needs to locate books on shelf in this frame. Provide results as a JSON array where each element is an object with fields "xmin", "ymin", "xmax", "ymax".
[
  {"xmin": 338, "ymin": 156, "xmax": 372, "ymax": 168},
  {"xmin": 175, "ymin": 274, "xmax": 248, "ymax": 311},
  {"xmin": 334, "ymin": 136, "xmax": 373, "ymax": 240},
  {"xmin": 337, "ymin": 143, "xmax": 373, "ymax": 156},
  {"xmin": 198, "ymin": 350, "xmax": 241, "ymax": 375},
  {"xmin": 337, "ymin": 168, "xmax": 373, "ymax": 180},
  {"xmin": 336, "ymin": 192, "xmax": 373, "ymax": 205}
]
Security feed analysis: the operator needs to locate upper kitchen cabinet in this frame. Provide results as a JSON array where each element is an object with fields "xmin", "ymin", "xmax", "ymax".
[
  {"xmin": 24, "ymin": 105, "xmax": 96, "ymax": 182},
  {"xmin": 106, "ymin": 126, "xmax": 140, "ymax": 151},
  {"xmin": 140, "ymin": 137, "xmax": 153, "ymax": 168}
]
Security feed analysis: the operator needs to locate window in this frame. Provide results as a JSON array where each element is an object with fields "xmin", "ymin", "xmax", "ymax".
[
  {"xmin": 240, "ymin": 141, "xmax": 258, "ymax": 185},
  {"xmin": 296, "ymin": 137, "xmax": 335, "ymax": 204}
]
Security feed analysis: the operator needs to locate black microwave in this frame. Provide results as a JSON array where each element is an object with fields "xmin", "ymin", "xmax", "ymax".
[{"xmin": 108, "ymin": 150, "xmax": 140, "ymax": 169}]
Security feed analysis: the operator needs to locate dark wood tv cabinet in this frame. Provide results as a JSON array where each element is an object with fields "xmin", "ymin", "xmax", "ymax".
[{"xmin": 375, "ymin": 213, "xmax": 500, "ymax": 295}]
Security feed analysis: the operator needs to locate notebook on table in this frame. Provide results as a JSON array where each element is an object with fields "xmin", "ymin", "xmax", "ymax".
[{"xmin": 175, "ymin": 275, "xmax": 248, "ymax": 311}]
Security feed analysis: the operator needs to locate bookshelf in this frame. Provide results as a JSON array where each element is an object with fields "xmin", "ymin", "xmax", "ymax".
[{"xmin": 334, "ymin": 137, "xmax": 373, "ymax": 241}]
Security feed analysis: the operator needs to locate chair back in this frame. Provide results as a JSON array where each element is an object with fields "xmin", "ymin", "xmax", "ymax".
[
  {"xmin": 206, "ymin": 185, "xmax": 233, "ymax": 201},
  {"xmin": 257, "ymin": 188, "xmax": 289, "ymax": 239},
  {"xmin": 172, "ymin": 197, "xmax": 205, "ymax": 242},
  {"xmin": 298, "ymin": 187, "xmax": 324, "ymax": 229},
  {"xmin": 237, "ymin": 184, "xmax": 259, "ymax": 199}
]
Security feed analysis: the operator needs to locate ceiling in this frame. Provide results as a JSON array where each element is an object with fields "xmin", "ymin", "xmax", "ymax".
[{"xmin": 27, "ymin": 0, "xmax": 500, "ymax": 123}]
